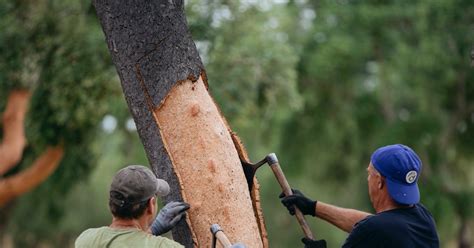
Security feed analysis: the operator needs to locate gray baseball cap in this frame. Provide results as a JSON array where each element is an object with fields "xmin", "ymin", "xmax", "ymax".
[{"xmin": 110, "ymin": 165, "xmax": 170, "ymax": 206}]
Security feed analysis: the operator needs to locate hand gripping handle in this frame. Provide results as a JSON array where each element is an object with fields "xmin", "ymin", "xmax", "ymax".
[{"xmin": 267, "ymin": 153, "xmax": 315, "ymax": 240}]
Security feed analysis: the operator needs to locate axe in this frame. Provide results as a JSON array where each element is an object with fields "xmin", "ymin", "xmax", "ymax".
[{"xmin": 241, "ymin": 153, "xmax": 315, "ymax": 240}]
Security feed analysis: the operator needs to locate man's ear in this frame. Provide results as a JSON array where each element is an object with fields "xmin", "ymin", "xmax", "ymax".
[
  {"xmin": 147, "ymin": 197, "xmax": 156, "ymax": 214},
  {"xmin": 378, "ymin": 176, "xmax": 384, "ymax": 189}
]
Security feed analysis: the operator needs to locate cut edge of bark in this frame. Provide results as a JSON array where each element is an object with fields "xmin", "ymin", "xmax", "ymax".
[
  {"xmin": 152, "ymin": 88, "xmax": 200, "ymax": 247},
  {"xmin": 156, "ymin": 70, "xmax": 208, "ymax": 113},
  {"xmin": 203, "ymin": 80, "xmax": 269, "ymax": 247},
  {"xmin": 136, "ymin": 63, "xmax": 199, "ymax": 246},
  {"xmin": 229, "ymin": 133, "xmax": 269, "ymax": 248}
]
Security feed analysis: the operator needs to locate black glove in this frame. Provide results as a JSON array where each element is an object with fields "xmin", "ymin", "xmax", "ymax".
[
  {"xmin": 302, "ymin": 238, "xmax": 327, "ymax": 248},
  {"xmin": 279, "ymin": 189, "xmax": 317, "ymax": 216}
]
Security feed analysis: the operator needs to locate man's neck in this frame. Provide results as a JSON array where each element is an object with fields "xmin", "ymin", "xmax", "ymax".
[
  {"xmin": 374, "ymin": 196, "xmax": 413, "ymax": 213},
  {"xmin": 375, "ymin": 203, "xmax": 398, "ymax": 213},
  {"xmin": 110, "ymin": 217, "xmax": 148, "ymax": 232}
]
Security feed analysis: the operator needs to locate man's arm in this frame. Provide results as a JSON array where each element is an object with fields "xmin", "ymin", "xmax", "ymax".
[
  {"xmin": 280, "ymin": 189, "xmax": 371, "ymax": 233},
  {"xmin": 315, "ymin": 202, "xmax": 370, "ymax": 233}
]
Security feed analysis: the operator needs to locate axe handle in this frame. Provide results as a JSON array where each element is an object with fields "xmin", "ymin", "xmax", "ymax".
[
  {"xmin": 215, "ymin": 230, "xmax": 232, "ymax": 248},
  {"xmin": 269, "ymin": 162, "xmax": 315, "ymax": 240}
]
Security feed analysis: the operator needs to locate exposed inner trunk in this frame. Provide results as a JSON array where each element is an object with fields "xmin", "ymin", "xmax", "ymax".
[{"xmin": 155, "ymin": 76, "xmax": 263, "ymax": 247}]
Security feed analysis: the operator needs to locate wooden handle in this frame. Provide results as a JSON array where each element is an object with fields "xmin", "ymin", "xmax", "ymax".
[
  {"xmin": 215, "ymin": 231, "xmax": 233, "ymax": 248},
  {"xmin": 270, "ymin": 161, "xmax": 315, "ymax": 240}
]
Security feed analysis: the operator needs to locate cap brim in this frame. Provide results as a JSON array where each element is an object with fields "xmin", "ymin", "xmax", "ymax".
[
  {"xmin": 156, "ymin": 179, "xmax": 170, "ymax": 196},
  {"xmin": 386, "ymin": 177, "xmax": 420, "ymax": 205}
]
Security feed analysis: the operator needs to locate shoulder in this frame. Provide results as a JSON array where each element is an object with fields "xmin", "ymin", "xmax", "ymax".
[
  {"xmin": 122, "ymin": 231, "xmax": 183, "ymax": 247},
  {"xmin": 77, "ymin": 226, "xmax": 106, "ymax": 235},
  {"xmin": 76, "ymin": 227, "xmax": 107, "ymax": 239},
  {"xmin": 141, "ymin": 233, "xmax": 184, "ymax": 248},
  {"xmin": 342, "ymin": 215, "xmax": 380, "ymax": 247},
  {"xmin": 156, "ymin": 236, "xmax": 184, "ymax": 247},
  {"xmin": 76, "ymin": 227, "xmax": 183, "ymax": 248},
  {"xmin": 381, "ymin": 203, "xmax": 437, "ymax": 228},
  {"xmin": 75, "ymin": 227, "xmax": 108, "ymax": 247},
  {"xmin": 415, "ymin": 203, "xmax": 436, "ymax": 219},
  {"xmin": 342, "ymin": 212, "xmax": 404, "ymax": 247},
  {"xmin": 352, "ymin": 213, "xmax": 392, "ymax": 230},
  {"xmin": 344, "ymin": 205, "xmax": 439, "ymax": 248}
]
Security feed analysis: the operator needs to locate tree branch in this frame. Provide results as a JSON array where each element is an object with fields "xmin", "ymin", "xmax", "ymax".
[
  {"xmin": 0, "ymin": 145, "xmax": 64, "ymax": 207},
  {"xmin": 0, "ymin": 90, "xmax": 31, "ymax": 176}
]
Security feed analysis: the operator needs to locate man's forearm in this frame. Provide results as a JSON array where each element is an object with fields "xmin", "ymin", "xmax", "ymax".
[{"xmin": 315, "ymin": 202, "xmax": 371, "ymax": 233}]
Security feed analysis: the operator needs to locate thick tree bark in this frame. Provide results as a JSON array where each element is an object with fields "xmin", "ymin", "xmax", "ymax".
[
  {"xmin": 94, "ymin": 1, "xmax": 267, "ymax": 247},
  {"xmin": 0, "ymin": 145, "xmax": 64, "ymax": 207},
  {"xmin": 0, "ymin": 90, "xmax": 30, "ymax": 175}
]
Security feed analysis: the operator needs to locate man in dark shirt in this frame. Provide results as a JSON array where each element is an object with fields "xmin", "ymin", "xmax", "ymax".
[{"xmin": 280, "ymin": 144, "xmax": 439, "ymax": 248}]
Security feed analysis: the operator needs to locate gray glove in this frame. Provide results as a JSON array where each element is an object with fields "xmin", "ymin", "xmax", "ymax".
[{"xmin": 151, "ymin": 201, "xmax": 190, "ymax": 235}]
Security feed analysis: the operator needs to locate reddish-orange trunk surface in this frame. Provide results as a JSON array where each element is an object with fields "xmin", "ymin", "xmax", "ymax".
[{"xmin": 155, "ymin": 77, "xmax": 264, "ymax": 247}]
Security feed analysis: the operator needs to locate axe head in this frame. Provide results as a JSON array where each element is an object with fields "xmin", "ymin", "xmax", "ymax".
[{"xmin": 240, "ymin": 156, "xmax": 269, "ymax": 191}]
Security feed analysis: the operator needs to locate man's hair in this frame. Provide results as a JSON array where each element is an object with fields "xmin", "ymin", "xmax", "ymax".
[{"xmin": 109, "ymin": 198, "xmax": 150, "ymax": 219}]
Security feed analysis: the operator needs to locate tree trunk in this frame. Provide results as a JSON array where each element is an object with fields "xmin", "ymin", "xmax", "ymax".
[{"xmin": 93, "ymin": 1, "xmax": 267, "ymax": 247}]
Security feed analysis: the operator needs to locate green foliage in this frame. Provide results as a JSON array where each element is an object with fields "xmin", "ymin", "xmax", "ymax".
[
  {"xmin": 277, "ymin": 0, "xmax": 474, "ymax": 246},
  {"xmin": 1, "ymin": 0, "xmax": 118, "ymax": 246}
]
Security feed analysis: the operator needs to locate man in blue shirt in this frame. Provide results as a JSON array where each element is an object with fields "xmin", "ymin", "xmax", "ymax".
[{"xmin": 280, "ymin": 144, "xmax": 439, "ymax": 248}]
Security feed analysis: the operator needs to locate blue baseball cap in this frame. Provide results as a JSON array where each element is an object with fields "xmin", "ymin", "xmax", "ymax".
[{"xmin": 370, "ymin": 144, "xmax": 422, "ymax": 205}]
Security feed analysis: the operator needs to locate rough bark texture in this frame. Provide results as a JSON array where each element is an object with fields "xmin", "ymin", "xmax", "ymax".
[
  {"xmin": 94, "ymin": 0, "xmax": 267, "ymax": 247},
  {"xmin": 0, "ymin": 146, "xmax": 64, "ymax": 207},
  {"xmin": 0, "ymin": 90, "xmax": 30, "ymax": 176}
]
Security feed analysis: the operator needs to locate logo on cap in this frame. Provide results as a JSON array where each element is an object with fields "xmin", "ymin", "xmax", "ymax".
[{"xmin": 405, "ymin": 170, "xmax": 417, "ymax": 183}]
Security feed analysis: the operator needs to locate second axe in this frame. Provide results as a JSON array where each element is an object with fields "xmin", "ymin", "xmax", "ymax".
[{"xmin": 242, "ymin": 153, "xmax": 315, "ymax": 240}]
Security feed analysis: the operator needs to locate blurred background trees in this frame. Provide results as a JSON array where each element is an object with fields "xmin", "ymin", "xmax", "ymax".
[
  {"xmin": 0, "ymin": 0, "xmax": 117, "ymax": 246},
  {"xmin": 0, "ymin": 0, "xmax": 472, "ymax": 247}
]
